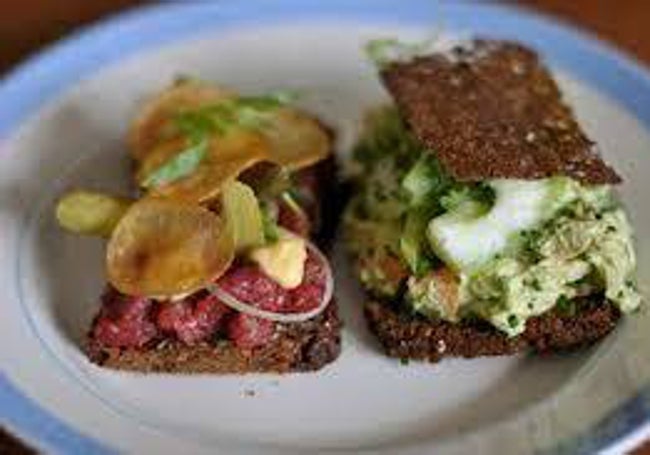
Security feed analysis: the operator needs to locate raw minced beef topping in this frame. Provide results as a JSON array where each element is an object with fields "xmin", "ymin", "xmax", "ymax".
[{"xmin": 92, "ymin": 249, "xmax": 328, "ymax": 349}]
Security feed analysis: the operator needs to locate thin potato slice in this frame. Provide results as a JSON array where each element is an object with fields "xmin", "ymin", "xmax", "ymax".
[
  {"xmin": 128, "ymin": 80, "xmax": 235, "ymax": 161},
  {"xmin": 221, "ymin": 180, "xmax": 265, "ymax": 252},
  {"xmin": 107, "ymin": 198, "xmax": 234, "ymax": 297},
  {"xmin": 146, "ymin": 130, "xmax": 270, "ymax": 204},
  {"xmin": 56, "ymin": 190, "xmax": 132, "ymax": 237},
  {"xmin": 263, "ymin": 108, "xmax": 331, "ymax": 170}
]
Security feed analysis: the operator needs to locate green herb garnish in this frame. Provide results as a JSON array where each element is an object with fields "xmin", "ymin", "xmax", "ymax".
[
  {"xmin": 143, "ymin": 90, "xmax": 297, "ymax": 189},
  {"xmin": 439, "ymin": 184, "xmax": 495, "ymax": 213},
  {"xmin": 281, "ymin": 191, "xmax": 305, "ymax": 218},
  {"xmin": 259, "ymin": 200, "xmax": 280, "ymax": 243},
  {"xmin": 365, "ymin": 37, "xmax": 436, "ymax": 68},
  {"xmin": 400, "ymin": 209, "xmax": 433, "ymax": 275},
  {"xmin": 556, "ymin": 295, "xmax": 577, "ymax": 317},
  {"xmin": 569, "ymin": 274, "xmax": 592, "ymax": 289},
  {"xmin": 626, "ymin": 279, "xmax": 637, "ymax": 290},
  {"xmin": 353, "ymin": 107, "xmax": 423, "ymax": 169},
  {"xmin": 402, "ymin": 155, "xmax": 453, "ymax": 208},
  {"xmin": 518, "ymin": 228, "xmax": 544, "ymax": 261},
  {"xmin": 142, "ymin": 140, "xmax": 208, "ymax": 188}
]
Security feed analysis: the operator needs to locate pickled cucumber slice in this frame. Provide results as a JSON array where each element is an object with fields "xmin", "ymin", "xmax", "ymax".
[
  {"xmin": 221, "ymin": 180, "xmax": 265, "ymax": 252},
  {"xmin": 56, "ymin": 190, "xmax": 131, "ymax": 237}
]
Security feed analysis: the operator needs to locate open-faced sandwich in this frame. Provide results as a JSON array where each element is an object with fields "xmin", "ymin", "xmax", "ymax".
[
  {"xmin": 56, "ymin": 79, "xmax": 341, "ymax": 373},
  {"xmin": 344, "ymin": 39, "xmax": 642, "ymax": 363}
]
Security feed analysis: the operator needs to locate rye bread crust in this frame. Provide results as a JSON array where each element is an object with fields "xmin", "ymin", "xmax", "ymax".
[
  {"xmin": 87, "ymin": 301, "xmax": 341, "ymax": 374},
  {"xmin": 364, "ymin": 298, "xmax": 620, "ymax": 363},
  {"xmin": 382, "ymin": 40, "xmax": 621, "ymax": 185}
]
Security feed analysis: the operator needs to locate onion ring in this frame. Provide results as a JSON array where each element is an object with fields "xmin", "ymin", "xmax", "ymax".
[{"xmin": 208, "ymin": 237, "xmax": 333, "ymax": 323}]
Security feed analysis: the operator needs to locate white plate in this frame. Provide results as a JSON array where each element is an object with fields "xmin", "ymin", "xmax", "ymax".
[{"xmin": 1, "ymin": 2, "xmax": 650, "ymax": 454}]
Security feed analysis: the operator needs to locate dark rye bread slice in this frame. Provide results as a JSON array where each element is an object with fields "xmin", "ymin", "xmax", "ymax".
[
  {"xmin": 365, "ymin": 297, "xmax": 620, "ymax": 362},
  {"xmin": 86, "ymin": 156, "xmax": 343, "ymax": 374},
  {"xmin": 87, "ymin": 301, "xmax": 341, "ymax": 374},
  {"xmin": 358, "ymin": 40, "xmax": 625, "ymax": 362},
  {"xmin": 381, "ymin": 39, "xmax": 621, "ymax": 185}
]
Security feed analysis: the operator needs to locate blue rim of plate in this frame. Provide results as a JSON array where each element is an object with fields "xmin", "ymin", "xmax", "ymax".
[{"xmin": 2, "ymin": 1, "xmax": 650, "ymax": 453}]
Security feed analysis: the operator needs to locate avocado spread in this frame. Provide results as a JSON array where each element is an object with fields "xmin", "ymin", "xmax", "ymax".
[{"xmin": 345, "ymin": 106, "xmax": 642, "ymax": 336}]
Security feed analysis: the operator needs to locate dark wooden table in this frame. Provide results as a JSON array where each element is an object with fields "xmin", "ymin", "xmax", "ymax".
[{"xmin": 2, "ymin": 1, "xmax": 649, "ymax": 453}]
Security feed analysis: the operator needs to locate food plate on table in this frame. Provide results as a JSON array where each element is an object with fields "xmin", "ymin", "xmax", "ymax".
[{"xmin": 1, "ymin": 1, "xmax": 650, "ymax": 454}]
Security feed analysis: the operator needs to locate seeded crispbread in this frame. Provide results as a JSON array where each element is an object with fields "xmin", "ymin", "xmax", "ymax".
[{"xmin": 381, "ymin": 39, "xmax": 621, "ymax": 184}]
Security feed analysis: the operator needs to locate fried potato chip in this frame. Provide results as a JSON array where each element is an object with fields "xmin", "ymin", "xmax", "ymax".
[
  {"xmin": 130, "ymin": 81, "xmax": 330, "ymax": 204},
  {"xmin": 128, "ymin": 80, "xmax": 235, "ymax": 161},
  {"xmin": 106, "ymin": 197, "xmax": 234, "ymax": 297},
  {"xmin": 145, "ymin": 130, "xmax": 270, "ymax": 204},
  {"xmin": 263, "ymin": 108, "xmax": 331, "ymax": 170}
]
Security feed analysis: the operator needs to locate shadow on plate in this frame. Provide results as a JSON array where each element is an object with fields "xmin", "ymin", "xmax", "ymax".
[{"xmin": 11, "ymin": 102, "xmax": 134, "ymax": 348}]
